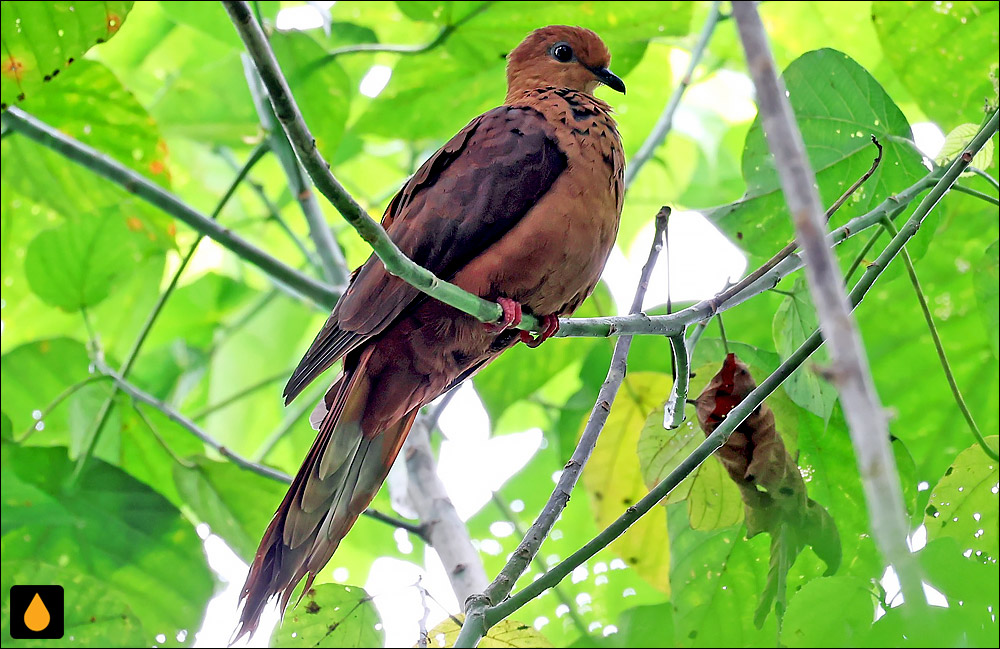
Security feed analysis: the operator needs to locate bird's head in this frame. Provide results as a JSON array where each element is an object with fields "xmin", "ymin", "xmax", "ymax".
[{"xmin": 505, "ymin": 25, "xmax": 625, "ymax": 101}]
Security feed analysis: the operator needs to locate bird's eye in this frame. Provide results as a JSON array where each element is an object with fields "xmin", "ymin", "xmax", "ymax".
[{"xmin": 551, "ymin": 42, "xmax": 573, "ymax": 63}]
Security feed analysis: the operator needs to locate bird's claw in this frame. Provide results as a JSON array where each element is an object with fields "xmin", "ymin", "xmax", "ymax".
[
  {"xmin": 484, "ymin": 297, "xmax": 522, "ymax": 332},
  {"xmin": 520, "ymin": 314, "xmax": 560, "ymax": 348}
]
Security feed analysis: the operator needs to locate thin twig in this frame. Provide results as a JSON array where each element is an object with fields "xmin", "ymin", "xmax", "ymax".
[
  {"xmin": 952, "ymin": 182, "xmax": 1000, "ymax": 207},
  {"xmin": 455, "ymin": 208, "xmax": 671, "ymax": 647},
  {"xmin": 216, "ymin": 145, "xmax": 320, "ymax": 269},
  {"xmin": 96, "ymin": 361, "xmax": 425, "ymax": 533},
  {"xmin": 482, "ymin": 123, "xmax": 998, "ymax": 623},
  {"xmin": 969, "ymin": 166, "xmax": 1000, "ymax": 191},
  {"xmin": 625, "ymin": 1, "xmax": 721, "ymax": 188},
  {"xmin": 190, "ymin": 369, "xmax": 292, "ymax": 421},
  {"xmin": 0, "ymin": 107, "xmax": 339, "ymax": 308},
  {"xmin": 312, "ymin": 2, "xmax": 492, "ymax": 68},
  {"xmin": 879, "ymin": 217, "xmax": 998, "ymax": 460},
  {"xmin": 663, "ymin": 331, "xmax": 690, "ymax": 429},
  {"xmin": 17, "ymin": 375, "xmax": 112, "ymax": 441},
  {"xmin": 489, "ymin": 493, "xmax": 591, "ymax": 639},
  {"xmin": 710, "ymin": 136, "xmax": 884, "ymax": 311}
]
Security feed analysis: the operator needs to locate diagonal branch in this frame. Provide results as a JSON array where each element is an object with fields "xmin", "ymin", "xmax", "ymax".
[
  {"xmin": 242, "ymin": 55, "xmax": 349, "ymax": 287},
  {"xmin": 0, "ymin": 107, "xmax": 340, "ymax": 308},
  {"xmin": 95, "ymin": 361, "xmax": 427, "ymax": 538},
  {"xmin": 455, "ymin": 207, "xmax": 670, "ymax": 647}
]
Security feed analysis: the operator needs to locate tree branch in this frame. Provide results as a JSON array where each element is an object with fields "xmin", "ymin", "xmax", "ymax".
[
  {"xmin": 455, "ymin": 208, "xmax": 670, "ymax": 648},
  {"xmin": 479, "ymin": 115, "xmax": 998, "ymax": 625},
  {"xmin": 312, "ymin": 2, "xmax": 492, "ymax": 67},
  {"xmin": 0, "ymin": 107, "xmax": 340, "ymax": 308},
  {"xmin": 663, "ymin": 331, "xmax": 690, "ymax": 429},
  {"xmin": 625, "ymin": 1, "xmax": 721, "ymax": 188}
]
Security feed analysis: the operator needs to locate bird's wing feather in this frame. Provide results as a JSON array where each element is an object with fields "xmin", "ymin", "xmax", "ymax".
[{"xmin": 283, "ymin": 106, "xmax": 566, "ymax": 403}]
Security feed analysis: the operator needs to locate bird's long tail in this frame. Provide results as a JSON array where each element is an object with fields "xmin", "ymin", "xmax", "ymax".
[{"xmin": 234, "ymin": 348, "xmax": 417, "ymax": 640}]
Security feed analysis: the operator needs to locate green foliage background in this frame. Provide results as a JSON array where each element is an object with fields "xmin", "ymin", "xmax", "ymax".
[{"xmin": 1, "ymin": 1, "xmax": 997, "ymax": 647}]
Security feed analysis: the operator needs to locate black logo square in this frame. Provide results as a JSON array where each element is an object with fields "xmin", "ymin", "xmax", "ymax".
[{"xmin": 9, "ymin": 585, "xmax": 64, "ymax": 639}]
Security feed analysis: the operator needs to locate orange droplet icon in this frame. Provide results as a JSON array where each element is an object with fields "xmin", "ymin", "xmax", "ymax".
[{"xmin": 24, "ymin": 593, "xmax": 51, "ymax": 632}]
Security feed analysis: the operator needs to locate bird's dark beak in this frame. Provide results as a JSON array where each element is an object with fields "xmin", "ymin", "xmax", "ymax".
[{"xmin": 590, "ymin": 66, "xmax": 626, "ymax": 94}]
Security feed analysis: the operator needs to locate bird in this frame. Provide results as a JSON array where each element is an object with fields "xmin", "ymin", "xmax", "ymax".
[{"xmin": 236, "ymin": 24, "xmax": 626, "ymax": 638}]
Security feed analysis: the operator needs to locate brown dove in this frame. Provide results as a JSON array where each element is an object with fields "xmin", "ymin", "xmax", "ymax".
[{"xmin": 237, "ymin": 25, "xmax": 626, "ymax": 637}]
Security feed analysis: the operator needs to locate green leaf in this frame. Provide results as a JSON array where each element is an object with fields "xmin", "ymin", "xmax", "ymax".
[
  {"xmin": 936, "ymin": 122, "xmax": 996, "ymax": 171},
  {"xmin": 668, "ymin": 504, "xmax": 775, "ymax": 646},
  {"xmin": 1, "ymin": 442, "xmax": 214, "ymax": 645},
  {"xmin": 686, "ymin": 458, "xmax": 744, "ymax": 531},
  {"xmin": 772, "ymin": 278, "xmax": 837, "ymax": 419},
  {"xmin": 608, "ymin": 602, "xmax": 674, "ymax": 648},
  {"xmin": 24, "ymin": 209, "xmax": 146, "ymax": 311},
  {"xmin": 0, "ymin": 337, "xmax": 90, "ymax": 439},
  {"xmin": 780, "ymin": 576, "xmax": 875, "ymax": 647},
  {"xmin": 1, "ymin": 560, "xmax": 148, "ymax": 648},
  {"xmin": 583, "ymin": 372, "xmax": 672, "ymax": 590},
  {"xmin": 269, "ymin": 583, "xmax": 383, "ymax": 648},
  {"xmin": 173, "ymin": 457, "xmax": 286, "ymax": 562},
  {"xmin": 0, "ymin": 1, "xmax": 133, "ymax": 108},
  {"xmin": 973, "ymin": 240, "xmax": 999, "ymax": 357},
  {"xmin": 923, "ymin": 436, "xmax": 999, "ymax": 561},
  {"xmin": 1, "ymin": 412, "xmax": 11, "ymax": 441},
  {"xmin": 706, "ymin": 48, "xmax": 925, "ymax": 259},
  {"xmin": 1, "ymin": 59, "xmax": 174, "ymax": 246},
  {"xmin": 424, "ymin": 615, "xmax": 552, "ymax": 648},
  {"xmin": 873, "ymin": 1, "xmax": 999, "ymax": 128}
]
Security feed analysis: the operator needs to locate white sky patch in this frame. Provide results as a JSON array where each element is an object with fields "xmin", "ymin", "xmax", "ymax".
[
  {"xmin": 912, "ymin": 121, "xmax": 946, "ymax": 159},
  {"xmin": 275, "ymin": 3, "xmax": 331, "ymax": 31},
  {"xmin": 360, "ymin": 65, "xmax": 393, "ymax": 98},
  {"xmin": 601, "ymin": 210, "xmax": 748, "ymax": 313}
]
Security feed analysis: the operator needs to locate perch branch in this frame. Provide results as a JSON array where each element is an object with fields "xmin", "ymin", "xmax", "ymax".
[{"xmin": 224, "ymin": 1, "xmax": 544, "ymax": 331}]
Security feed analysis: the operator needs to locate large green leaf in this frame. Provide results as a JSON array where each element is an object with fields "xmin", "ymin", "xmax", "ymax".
[
  {"xmin": 1, "ymin": 443, "xmax": 214, "ymax": 646},
  {"xmin": 772, "ymin": 277, "xmax": 837, "ymax": 419},
  {"xmin": 923, "ymin": 436, "xmax": 999, "ymax": 562},
  {"xmin": 269, "ymin": 583, "xmax": 383, "ymax": 648},
  {"xmin": 582, "ymin": 372, "xmax": 672, "ymax": 591},
  {"xmin": 780, "ymin": 576, "xmax": 875, "ymax": 647},
  {"xmin": 705, "ymin": 48, "xmax": 926, "ymax": 260},
  {"xmin": 872, "ymin": 1, "xmax": 999, "ymax": 128},
  {"xmin": 24, "ymin": 209, "xmax": 147, "ymax": 311},
  {"xmin": 667, "ymin": 504, "xmax": 775, "ymax": 646},
  {"xmin": 1, "ymin": 560, "xmax": 148, "ymax": 648},
  {"xmin": 0, "ymin": 1, "xmax": 133, "ymax": 108}
]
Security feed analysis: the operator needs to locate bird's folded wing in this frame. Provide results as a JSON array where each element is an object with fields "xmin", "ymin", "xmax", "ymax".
[{"xmin": 283, "ymin": 105, "xmax": 567, "ymax": 403}]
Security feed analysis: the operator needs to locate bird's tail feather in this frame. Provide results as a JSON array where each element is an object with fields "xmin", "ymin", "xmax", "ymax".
[{"xmin": 234, "ymin": 348, "xmax": 417, "ymax": 641}]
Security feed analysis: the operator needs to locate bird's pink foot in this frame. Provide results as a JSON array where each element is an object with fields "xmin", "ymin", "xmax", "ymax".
[
  {"xmin": 484, "ymin": 297, "xmax": 523, "ymax": 332},
  {"xmin": 520, "ymin": 313, "xmax": 560, "ymax": 348}
]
